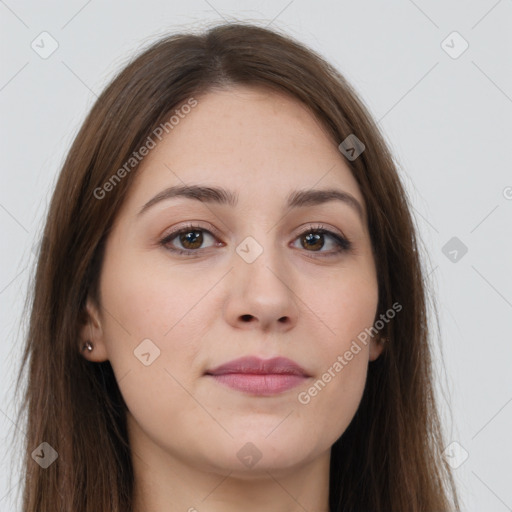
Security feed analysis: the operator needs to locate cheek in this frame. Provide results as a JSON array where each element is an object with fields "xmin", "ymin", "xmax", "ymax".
[
  {"xmin": 99, "ymin": 243, "xmax": 213, "ymax": 345},
  {"xmin": 97, "ymin": 249, "xmax": 210, "ymax": 432},
  {"xmin": 295, "ymin": 269, "xmax": 377, "ymax": 436},
  {"xmin": 311, "ymin": 262, "xmax": 379, "ymax": 352},
  {"xmin": 97, "ymin": 244, "xmax": 203, "ymax": 381}
]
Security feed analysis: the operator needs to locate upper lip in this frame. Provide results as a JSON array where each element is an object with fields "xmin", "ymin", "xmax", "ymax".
[{"xmin": 206, "ymin": 356, "xmax": 310, "ymax": 377}]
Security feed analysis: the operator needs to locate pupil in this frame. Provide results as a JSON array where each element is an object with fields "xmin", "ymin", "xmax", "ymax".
[
  {"xmin": 181, "ymin": 231, "xmax": 202, "ymax": 249},
  {"xmin": 303, "ymin": 233, "xmax": 323, "ymax": 251}
]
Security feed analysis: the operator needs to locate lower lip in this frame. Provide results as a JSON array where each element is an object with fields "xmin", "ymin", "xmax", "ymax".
[{"xmin": 207, "ymin": 373, "xmax": 308, "ymax": 395}]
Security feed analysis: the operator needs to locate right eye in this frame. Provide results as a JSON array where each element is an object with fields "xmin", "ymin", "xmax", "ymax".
[{"xmin": 159, "ymin": 224, "xmax": 221, "ymax": 256}]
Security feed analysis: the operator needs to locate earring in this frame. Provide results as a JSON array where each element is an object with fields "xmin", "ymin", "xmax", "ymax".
[{"xmin": 82, "ymin": 341, "xmax": 93, "ymax": 352}]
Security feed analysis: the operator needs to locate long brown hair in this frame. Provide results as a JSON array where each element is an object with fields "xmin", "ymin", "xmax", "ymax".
[{"xmin": 10, "ymin": 21, "xmax": 460, "ymax": 511}]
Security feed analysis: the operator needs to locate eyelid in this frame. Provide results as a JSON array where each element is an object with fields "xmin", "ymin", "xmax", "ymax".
[
  {"xmin": 161, "ymin": 221, "xmax": 347, "ymax": 243},
  {"xmin": 160, "ymin": 221, "xmax": 223, "ymax": 241},
  {"xmin": 291, "ymin": 222, "xmax": 346, "ymax": 240},
  {"xmin": 159, "ymin": 221, "xmax": 353, "ymax": 257}
]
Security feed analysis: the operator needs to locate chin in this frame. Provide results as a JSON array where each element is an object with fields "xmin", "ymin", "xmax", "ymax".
[{"xmin": 200, "ymin": 434, "xmax": 316, "ymax": 476}]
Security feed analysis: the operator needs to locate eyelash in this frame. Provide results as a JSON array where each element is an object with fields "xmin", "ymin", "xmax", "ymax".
[{"xmin": 159, "ymin": 223, "xmax": 353, "ymax": 258}]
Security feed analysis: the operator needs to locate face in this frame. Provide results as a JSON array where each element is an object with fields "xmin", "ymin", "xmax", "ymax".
[{"xmin": 81, "ymin": 85, "xmax": 383, "ymax": 479}]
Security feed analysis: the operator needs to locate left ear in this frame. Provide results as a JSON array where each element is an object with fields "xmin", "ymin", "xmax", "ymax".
[{"xmin": 369, "ymin": 335, "xmax": 387, "ymax": 361}]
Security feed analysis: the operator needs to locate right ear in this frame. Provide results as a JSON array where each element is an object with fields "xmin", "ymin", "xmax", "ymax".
[{"xmin": 78, "ymin": 297, "xmax": 109, "ymax": 362}]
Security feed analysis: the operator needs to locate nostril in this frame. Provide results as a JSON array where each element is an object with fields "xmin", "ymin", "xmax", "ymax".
[{"xmin": 241, "ymin": 314, "xmax": 253, "ymax": 322}]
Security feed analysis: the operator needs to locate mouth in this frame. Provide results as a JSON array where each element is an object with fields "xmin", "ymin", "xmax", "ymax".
[{"xmin": 205, "ymin": 356, "xmax": 310, "ymax": 396}]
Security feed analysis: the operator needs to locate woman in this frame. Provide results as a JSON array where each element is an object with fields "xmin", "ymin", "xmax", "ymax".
[{"xmin": 12, "ymin": 21, "xmax": 460, "ymax": 511}]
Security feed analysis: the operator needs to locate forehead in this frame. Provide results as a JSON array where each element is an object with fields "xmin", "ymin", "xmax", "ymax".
[{"xmin": 120, "ymin": 85, "xmax": 366, "ymax": 219}]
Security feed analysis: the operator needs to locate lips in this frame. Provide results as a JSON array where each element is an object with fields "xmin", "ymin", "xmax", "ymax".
[
  {"xmin": 205, "ymin": 356, "xmax": 310, "ymax": 395},
  {"xmin": 205, "ymin": 356, "xmax": 310, "ymax": 377}
]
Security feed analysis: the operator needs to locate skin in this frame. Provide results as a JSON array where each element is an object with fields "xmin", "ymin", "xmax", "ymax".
[{"xmin": 80, "ymin": 85, "xmax": 384, "ymax": 512}]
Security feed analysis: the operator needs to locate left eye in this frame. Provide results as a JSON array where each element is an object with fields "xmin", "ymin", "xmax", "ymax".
[
  {"xmin": 291, "ymin": 228, "xmax": 351, "ymax": 254},
  {"xmin": 160, "ymin": 224, "xmax": 351, "ymax": 257}
]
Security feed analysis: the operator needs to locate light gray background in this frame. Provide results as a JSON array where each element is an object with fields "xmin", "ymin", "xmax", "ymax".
[{"xmin": 1, "ymin": 1, "xmax": 511, "ymax": 510}]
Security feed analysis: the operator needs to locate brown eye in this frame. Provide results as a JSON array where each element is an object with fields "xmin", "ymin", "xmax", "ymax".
[
  {"xmin": 178, "ymin": 230, "xmax": 203, "ymax": 250},
  {"xmin": 292, "ymin": 226, "xmax": 352, "ymax": 256},
  {"xmin": 160, "ymin": 225, "xmax": 218, "ymax": 255},
  {"xmin": 300, "ymin": 232, "xmax": 325, "ymax": 251}
]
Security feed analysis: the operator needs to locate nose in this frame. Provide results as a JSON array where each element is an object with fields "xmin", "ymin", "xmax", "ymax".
[{"xmin": 223, "ymin": 239, "xmax": 300, "ymax": 333}]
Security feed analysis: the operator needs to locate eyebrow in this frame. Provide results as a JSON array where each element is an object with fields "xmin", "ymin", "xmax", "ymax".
[{"xmin": 137, "ymin": 184, "xmax": 365, "ymax": 222}]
